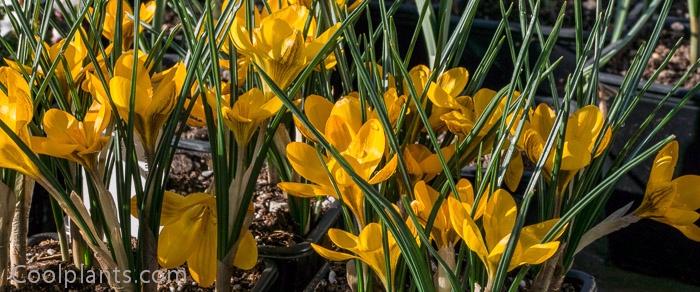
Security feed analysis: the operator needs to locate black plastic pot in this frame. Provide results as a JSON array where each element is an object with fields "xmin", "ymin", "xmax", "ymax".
[
  {"xmin": 303, "ymin": 262, "xmax": 333, "ymax": 292},
  {"xmin": 566, "ymin": 269, "xmax": 597, "ymax": 292},
  {"xmin": 602, "ymin": 86, "xmax": 700, "ymax": 285},
  {"xmin": 304, "ymin": 262, "xmax": 598, "ymax": 292},
  {"xmin": 252, "ymin": 260, "xmax": 279, "ymax": 292},
  {"xmin": 260, "ymin": 201, "xmax": 342, "ymax": 291},
  {"xmin": 607, "ymin": 191, "xmax": 700, "ymax": 286},
  {"xmin": 175, "ymin": 139, "xmax": 343, "ymax": 289}
]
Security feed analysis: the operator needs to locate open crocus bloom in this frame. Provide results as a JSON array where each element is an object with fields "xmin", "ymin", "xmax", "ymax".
[
  {"xmin": 448, "ymin": 189, "xmax": 562, "ymax": 284},
  {"xmin": 311, "ymin": 223, "xmax": 400, "ymax": 290},
  {"xmin": 101, "ymin": 0, "xmax": 155, "ymax": 46},
  {"xmin": 154, "ymin": 192, "xmax": 257, "ymax": 287},
  {"xmin": 278, "ymin": 117, "xmax": 397, "ymax": 225},
  {"xmin": 518, "ymin": 103, "xmax": 611, "ymax": 188},
  {"xmin": 634, "ymin": 140, "xmax": 700, "ymax": 241},
  {"xmin": 47, "ymin": 34, "xmax": 88, "ymax": 87},
  {"xmin": 31, "ymin": 93, "xmax": 111, "ymax": 167},
  {"xmin": 0, "ymin": 67, "xmax": 40, "ymax": 178},
  {"xmin": 429, "ymin": 88, "xmax": 513, "ymax": 136},
  {"xmin": 403, "ymin": 144, "xmax": 455, "ymax": 182},
  {"xmin": 217, "ymin": 87, "xmax": 283, "ymax": 144},
  {"xmin": 410, "ymin": 179, "xmax": 485, "ymax": 248},
  {"xmin": 231, "ymin": 4, "xmax": 339, "ymax": 91},
  {"xmin": 107, "ymin": 51, "xmax": 185, "ymax": 155}
]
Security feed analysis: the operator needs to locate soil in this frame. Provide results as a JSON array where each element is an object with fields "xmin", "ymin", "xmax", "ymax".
[
  {"xmin": 308, "ymin": 262, "xmax": 352, "ymax": 292},
  {"xmin": 603, "ymin": 20, "xmax": 700, "ymax": 89},
  {"xmin": 166, "ymin": 149, "xmax": 213, "ymax": 194},
  {"xmin": 2, "ymin": 238, "xmax": 265, "ymax": 291},
  {"xmin": 167, "ymin": 126, "xmax": 305, "ymax": 248},
  {"xmin": 181, "ymin": 126, "xmax": 209, "ymax": 141},
  {"xmin": 251, "ymin": 183, "xmax": 303, "ymax": 247},
  {"xmin": 472, "ymin": 0, "xmax": 602, "ymax": 31},
  {"xmin": 308, "ymin": 259, "xmax": 583, "ymax": 292},
  {"xmin": 670, "ymin": 1, "xmax": 688, "ymax": 19}
]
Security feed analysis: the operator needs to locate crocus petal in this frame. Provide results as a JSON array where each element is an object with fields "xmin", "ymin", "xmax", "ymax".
[
  {"xmin": 325, "ymin": 115, "xmax": 355, "ymax": 152},
  {"xmin": 566, "ymin": 105, "xmax": 605, "ymax": 149},
  {"xmin": 299, "ymin": 95, "xmax": 334, "ymax": 139},
  {"xmin": 428, "ymin": 83, "xmax": 458, "ymax": 108},
  {"xmin": 648, "ymin": 140, "xmax": 678, "ymax": 191},
  {"xmin": 505, "ymin": 153, "xmax": 524, "ymax": 192},
  {"xmin": 674, "ymin": 224, "xmax": 700, "ymax": 242},
  {"xmin": 29, "ymin": 137, "xmax": 78, "ymax": 160},
  {"xmin": 347, "ymin": 119, "xmax": 385, "ymax": 175},
  {"xmin": 367, "ymin": 155, "xmax": 398, "ymax": 184},
  {"xmin": 448, "ymin": 197, "xmax": 488, "ymax": 258},
  {"xmin": 529, "ymin": 103, "xmax": 556, "ymax": 141},
  {"xmin": 109, "ymin": 76, "xmax": 135, "ymax": 120},
  {"xmin": 285, "ymin": 142, "xmax": 331, "ymax": 186},
  {"xmin": 483, "ymin": 189, "xmax": 517, "ymax": 250},
  {"xmin": 559, "ymin": 140, "xmax": 592, "ymax": 171},
  {"xmin": 330, "ymin": 96, "xmax": 363, "ymax": 133},
  {"xmin": 420, "ymin": 145, "xmax": 456, "ymax": 174},
  {"xmin": 187, "ymin": 213, "xmax": 217, "ymax": 288},
  {"xmin": 512, "ymin": 241, "xmax": 560, "ymax": 270},
  {"xmin": 157, "ymin": 209, "xmax": 199, "ymax": 268},
  {"xmin": 437, "ymin": 67, "xmax": 468, "ymax": 98},
  {"xmin": 663, "ymin": 207, "xmax": 700, "ymax": 226},
  {"xmin": 277, "ymin": 182, "xmax": 327, "ymax": 197},
  {"xmin": 327, "ymin": 227, "xmax": 359, "ymax": 250},
  {"xmin": 311, "ymin": 243, "xmax": 357, "ymax": 261},
  {"xmin": 232, "ymin": 230, "xmax": 258, "ymax": 270},
  {"xmin": 673, "ymin": 175, "xmax": 700, "ymax": 210},
  {"xmin": 358, "ymin": 223, "xmax": 383, "ymax": 251}
]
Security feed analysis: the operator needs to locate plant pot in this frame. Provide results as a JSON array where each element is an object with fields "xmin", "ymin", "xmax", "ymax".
[
  {"xmin": 175, "ymin": 139, "xmax": 343, "ymax": 289},
  {"xmin": 252, "ymin": 260, "xmax": 279, "ymax": 292},
  {"xmin": 597, "ymin": 17, "xmax": 697, "ymax": 100},
  {"xmin": 259, "ymin": 201, "xmax": 342, "ymax": 291},
  {"xmin": 606, "ymin": 190, "xmax": 700, "ymax": 286},
  {"xmin": 603, "ymin": 86, "xmax": 700, "ymax": 285},
  {"xmin": 565, "ymin": 269, "xmax": 598, "ymax": 292},
  {"xmin": 304, "ymin": 262, "xmax": 598, "ymax": 292}
]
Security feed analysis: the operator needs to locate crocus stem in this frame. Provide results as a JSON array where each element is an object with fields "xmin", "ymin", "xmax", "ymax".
[
  {"xmin": 531, "ymin": 245, "xmax": 564, "ymax": 292},
  {"xmin": 84, "ymin": 167, "xmax": 131, "ymax": 287},
  {"xmin": 9, "ymin": 176, "xmax": 33, "ymax": 287},
  {"xmin": 435, "ymin": 245, "xmax": 456, "ymax": 292},
  {"xmin": 0, "ymin": 182, "xmax": 15, "ymax": 288}
]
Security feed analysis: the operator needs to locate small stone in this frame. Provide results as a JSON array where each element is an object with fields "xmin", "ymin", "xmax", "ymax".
[
  {"xmin": 328, "ymin": 270, "xmax": 337, "ymax": 284},
  {"xmin": 671, "ymin": 22, "xmax": 685, "ymax": 32},
  {"xmin": 201, "ymin": 170, "xmax": 214, "ymax": 178},
  {"xmin": 46, "ymin": 248, "xmax": 56, "ymax": 255},
  {"xmin": 268, "ymin": 201, "xmax": 287, "ymax": 213}
]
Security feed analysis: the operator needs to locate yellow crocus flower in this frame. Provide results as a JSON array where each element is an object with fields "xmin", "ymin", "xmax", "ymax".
[
  {"xmin": 101, "ymin": 0, "xmax": 156, "ymax": 46},
  {"xmin": 634, "ymin": 140, "xmax": 700, "ymax": 241},
  {"xmin": 0, "ymin": 67, "xmax": 40, "ymax": 178},
  {"xmin": 278, "ymin": 118, "xmax": 398, "ymax": 225},
  {"xmin": 405, "ymin": 65, "xmax": 467, "ymax": 128},
  {"xmin": 429, "ymin": 88, "xmax": 514, "ymax": 136},
  {"xmin": 31, "ymin": 94, "xmax": 111, "ymax": 167},
  {"xmin": 107, "ymin": 51, "xmax": 185, "ymax": 156},
  {"xmin": 517, "ymin": 103, "xmax": 611, "ymax": 189},
  {"xmin": 293, "ymin": 94, "xmax": 362, "ymax": 143},
  {"xmin": 410, "ymin": 179, "xmax": 484, "ymax": 248},
  {"xmin": 231, "ymin": 4, "xmax": 339, "ymax": 91},
  {"xmin": 403, "ymin": 144, "xmax": 455, "ymax": 182},
  {"xmin": 311, "ymin": 223, "xmax": 400, "ymax": 290},
  {"xmin": 47, "ymin": 34, "xmax": 88, "ymax": 84},
  {"xmin": 153, "ymin": 192, "xmax": 257, "ymax": 288},
  {"xmin": 218, "ymin": 88, "xmax": 283, "ymax": 144},
  {"xmin": 448, "ymin": 189, "xmax": 562, "ymax": 290}
]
